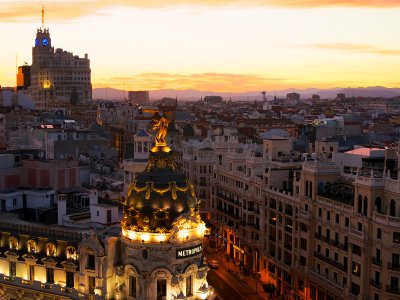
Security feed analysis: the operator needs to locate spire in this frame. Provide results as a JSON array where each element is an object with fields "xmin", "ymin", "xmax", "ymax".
[{"xmin": 42, "ymin": 4, "xmax": 45, "ymax": 28}]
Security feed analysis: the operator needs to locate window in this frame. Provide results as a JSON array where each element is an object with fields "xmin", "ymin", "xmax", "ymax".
[
  {"xmin": 392, "ymin": 253, "xmax": 400, "ymax": 268},
  {"xmin": 186, "ymin": 276, "xmax": 193, "ymax": 296},
  {"xmin": 345, "ymin": 217, "xmax": 349, "ymax": 227},
  {"xmin": 66, "ymin": 271, "xmax": 74, "ymax": 288},
  {"xmin": 335, "ymin": 214, "xmax": 339, "ymax": 224},
  {"xmin": 9, "ymin": 261, "xmax": 16, "ymax": 277},
  {"xmin": 393, "ymin": 232, "xmax": 400, "ymax": 243},
  {"xmin": 107, "ymin": 210, "xmax": 111, "ymax": 223},
  {"xmin": 390, "ymin": 276, "xmax": 399, "ymax": 294},
  {"xmin": 377, "ymin": 228, "xmax": 382, "ymax": 239},
  {"xmin": 318, "ymin": 208, "xmax": 322, "ymax": 217},
  {"xmin": 87, "ymin": 254, "xmax": 95, "ymax": 270},
  {"xmin": 390, "ymin": 199, "xmax": 396, "ymax": 217},
  {"xmin": 352, "ymin": 244, "xmax": 361, "ymax": 256},
  {"xmin": 352, "ymin": 262, "xmax": 361, "ymax": 277},
  {"xmin": 376, "ymin": 248, "xmax": 381, "ymax": 261},
  {"xmin": 300, "ymin": 256, "xmax": 306, "ymax": 266},
  {"xmin": 374, "ymin": 271, "xmax": 380, "ymax": 285},
  {"xmin": 300, "ymin": 238, "xmax": 307, "ymax": 250},
  {"xmin": 129, "ymin": 275, "xmax": 137, "ymax": 297},
  {"xmin": 96, "ymin": 211, "xmax": 99, "ymax": 216},
  {"xmin": 351, "ymin": 282, "xmax": 360, "ymax": 296},
  {"xmin": 357, "ymin": 222, "xmax": 362, "ymax": 231},
  {"xmin": 157, "ymin": 279, "xmax": 167, "ymax": 300},
  {"xmin": 28, "ymin": 265, "xmax": 35, "ymax": 281},
  {"xmin": 327, "ymin": 211, "xmax": 330, "ymax": 221},
  {"xmin": 12, "ymin": 198, "xmax": 17, "ymax": 207},
  {"xmin": 46, "ymin": 267, "xmax": 54, "ymax": 283}
]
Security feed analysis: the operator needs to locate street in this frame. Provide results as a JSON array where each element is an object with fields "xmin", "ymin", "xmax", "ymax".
[{"xmin": 205, "ymin": 245, "xmax": 263, "ymax": 300}]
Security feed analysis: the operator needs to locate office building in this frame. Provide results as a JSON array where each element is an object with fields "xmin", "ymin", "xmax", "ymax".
[{"xmin": 29, "ymin": 27, "xmax": 92, "ymax": 110}]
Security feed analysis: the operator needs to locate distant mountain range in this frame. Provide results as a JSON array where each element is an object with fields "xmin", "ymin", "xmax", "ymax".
[{"xmin": 93, "ymin": 86, "xmax": 400, "ymax": 101}]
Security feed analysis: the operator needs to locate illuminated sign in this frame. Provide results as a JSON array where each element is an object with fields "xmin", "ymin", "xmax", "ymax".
[{"xmin": 176, "ymin": 243, "xmax": 202, "ymax": 259}]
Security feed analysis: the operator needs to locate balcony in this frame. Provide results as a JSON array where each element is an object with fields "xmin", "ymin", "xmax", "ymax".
[
  {"xmin": 313, "ymin": 252, "xmax": 347, "ymax": 272},
  {"xmin": 373, "ymin": 211, "xmax": 400, "ymax": 227},
  {"xmin": 388, "ymin": 263, "xmax": 400, "ymax": 271},
  {"xmin": 309, "ymin": 270, "xmax": 344, "ymax": 294},
  {"xmin": 372, "ymin": 257, "xmax": 382, "ymax": 266},
  {"xmin": 370, "ymin": 279, "xmax": 382, "ymax": 289},
  {"xmin": 386, "ymin": 285, "xmax": 400, "ymax": 295},
  {"xmin": 0, "ymin": 274, "xmax": 80, "ymax": 298},
  {"xmin": 299, "ymin": 208, "xmax": 311, "ymax": 220}
]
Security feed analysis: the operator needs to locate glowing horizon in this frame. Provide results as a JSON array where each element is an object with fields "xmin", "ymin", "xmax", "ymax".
[{"xmin": 1, "ymin": 1, "xmax": 400, "ymax": 93}]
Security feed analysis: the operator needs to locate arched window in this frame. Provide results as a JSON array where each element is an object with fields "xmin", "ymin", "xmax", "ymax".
[
  {"xmin": 9, "ymin": 237, "xmax": 18, "ymax": 250},
  {"xmin": 375, "ymin": 197, "xmax": 382, "ymax": 213},
  {"xmin": 363, "ymin": 196, "xmax": 368, "ymax": 216},
  {"xmin": 46, "ymin": 243, "xmax": 56, "ymax": 256},
  {"xmin": 390, "ymin": 199, "xmax": 396, "ymax": 217},
  {"xmin": 358, "ymin": 195, "xmax": 363, "ymax": 214},
  {"xmin": 28, "ymin": 240, "xmax": 36, "ymax": 253},
  {"xmin": 66, "ymin": 246, "xmax": 77, "ymax": 260}
]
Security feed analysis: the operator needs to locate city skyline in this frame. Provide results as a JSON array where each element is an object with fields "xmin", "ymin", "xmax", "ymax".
[{"xmin": 1, "ymin": 1, "xmax": 400, "ymax": 92}]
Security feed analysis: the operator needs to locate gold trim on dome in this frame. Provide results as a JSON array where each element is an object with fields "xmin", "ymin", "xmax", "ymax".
[{"xmin": 127, "ymin": 180, "xmax": 195, "ymax": 201}]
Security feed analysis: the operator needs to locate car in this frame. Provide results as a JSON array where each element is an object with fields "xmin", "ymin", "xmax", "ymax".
[{"xmin": 208, "ymin": 260, "xmax": 219, "ymax": 269}]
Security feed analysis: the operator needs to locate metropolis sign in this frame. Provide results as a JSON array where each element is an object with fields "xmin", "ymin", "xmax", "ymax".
[{"xmin": 176, "ymin": 243, "xmax": 203, "ymax": 259}]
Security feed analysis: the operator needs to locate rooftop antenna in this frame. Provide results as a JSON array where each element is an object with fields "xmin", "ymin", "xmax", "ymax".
[{"xmin": 42, "ymin": 3, "xmax": 45, "ymax": 28}]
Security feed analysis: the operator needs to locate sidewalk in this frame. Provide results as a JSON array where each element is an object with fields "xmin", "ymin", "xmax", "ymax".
[{"xmin": 204, "ymin": 241, "xmax": 270, "ymax": 300}]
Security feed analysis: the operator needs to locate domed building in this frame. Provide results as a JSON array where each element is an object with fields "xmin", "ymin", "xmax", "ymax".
[
  {"xmin": 0, "ymin": 114, "xmax": 213, "ymax": 300},
  {"xmin": 118, "ymin": 113, "xmax": 214, "ymax": 300}
]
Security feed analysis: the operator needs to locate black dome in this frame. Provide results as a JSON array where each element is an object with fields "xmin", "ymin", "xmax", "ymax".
[{"xmin": 122, "ymin": 150, "xmax": 198, "ymax": 232}]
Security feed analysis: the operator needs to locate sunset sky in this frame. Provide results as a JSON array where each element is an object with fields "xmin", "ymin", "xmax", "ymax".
[{"xmin": 1, "ymin": 0, "xmax": 400, "ymax": 92}]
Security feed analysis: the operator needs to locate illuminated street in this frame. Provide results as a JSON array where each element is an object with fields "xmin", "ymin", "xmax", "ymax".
[{"xmin": 206, "ymin": 247, "xmax": 264, "ymax": 300}]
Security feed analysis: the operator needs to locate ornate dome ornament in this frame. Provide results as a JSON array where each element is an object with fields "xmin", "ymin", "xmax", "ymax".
[{"xmin": 122, "ymin": 112, "xmax": 205, "ymax": 243}]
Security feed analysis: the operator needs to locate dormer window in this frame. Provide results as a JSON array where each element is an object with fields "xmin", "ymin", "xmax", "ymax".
[
  {"xmin": 9, "ymin": 237, "xmax": 18, "ymax": 250},
  {"xmin": 66, "ymin": 246, "xmax": 77, "ymax": 260},
  {"xmin": 28, "ymin": 240, "xmax": 36, "ymax": 253},
  {"xmin": 46, "ymin": 243, "xmax": 56, "ymax": 257}
]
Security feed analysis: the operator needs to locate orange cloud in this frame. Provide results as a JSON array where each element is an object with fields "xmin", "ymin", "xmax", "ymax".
[
  {"xmin": 311, "ymin": 43, "xmax": 400, "ymax": 56},
  {"xmin": 2, "ymin": 0, "xmax": 400, "ymax": 22},
  {"xmin": 93, "ymin": 72, "xmax": 298, "ymax": 92}
]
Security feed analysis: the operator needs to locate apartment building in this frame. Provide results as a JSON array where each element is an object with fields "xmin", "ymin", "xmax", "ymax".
[{"xmin": 183, "ymin": 135, "xmax": 400, "ymax": 300}]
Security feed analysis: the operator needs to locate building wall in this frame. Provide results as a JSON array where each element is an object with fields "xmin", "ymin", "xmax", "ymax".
[{"xmin": 184, "ymin": 136, "xmax": 400, "ymax": 300}]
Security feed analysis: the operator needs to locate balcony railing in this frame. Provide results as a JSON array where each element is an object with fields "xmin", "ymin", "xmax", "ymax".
[
  {"xmin": 370, "ymin": 279, "xmax": 382, "ymax": 289},
  {"xmin": 386, "ymin": 285, "xmax": 400, "ymax": 294},
  {"xmin": 388, "ymin": 263, "xmax": 400, "ymax": 271},
  {"xmin": 313, "ymin": 252, "xmax": 347, "ymax": 272},
  {"xmin": 372, "ymin": 257, "xmax": 382, "ymax": 266}
]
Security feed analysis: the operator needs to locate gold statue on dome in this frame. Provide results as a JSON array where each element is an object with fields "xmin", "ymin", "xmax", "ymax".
[{"xmin": 151, "ymin": 112, "xmax": 171, "ymax": 152}]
